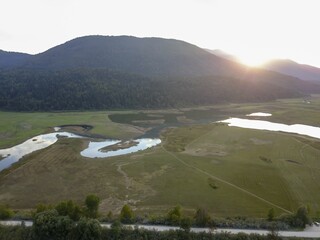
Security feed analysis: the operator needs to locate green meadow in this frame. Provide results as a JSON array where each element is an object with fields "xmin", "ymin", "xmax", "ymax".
[{"xmin": 0, "ymin": 95, "xmax": 320, "ymax": 218}]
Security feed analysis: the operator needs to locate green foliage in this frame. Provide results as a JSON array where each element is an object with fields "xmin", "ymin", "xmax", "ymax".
[
  {"xmin": 180, "ymin": 217, "xmax": 192, "ymax": 232},
  {"xmin": 0, "ymin": 225, "xmax": 33, "ymax": 240},
  {"xmin": 295, "ymin": 206, "xmax": 311, "ymax": 228},
  {"xmin": 167, "ymin": 205, "xmax": 182, "ymax": 225},
  {"xmin": 267, "ymin": 208, "xmax": 275, "ymax": 221},
  {"xmin": 194, "ymin": 208, "xmax": 211, "ymax": 227},
  {"xmin": 35, "ymin": 203, "xmax": 52, "ymax": 214},
  {"xmin": 120, "ymin": 204, "xmax": 134, "ymax": 223},
  {"xmin": 33, "ymin": 209, "xmax": 74, "ymax": 240},
  {"xmin": 109, "ymin": 220, "xmax": 122, "ymax": 239},
  {"xmin": 0, "ymin": 204, "xmax": 13, "ymax": 220},
  {"xmin": 0, "ymin": 66, "xmax": 311, "ymax": 112},
  {"xmin": 71, "ymin": 218, "xmax": 101, "ymax": 240},
  {"xmin": 277, "ymin": 206, "xmax": 311, "ymax": 228},
  {"xmin": 0, "ymin": 223, "xmax": 278, "ymax": 240},
  {"xmin": 55, "ymin": 200, "xmax": 82, "ymax": 221},
  {"xmin": 85, "ymin": 194, "xmax": 100, "ymax": 219}
]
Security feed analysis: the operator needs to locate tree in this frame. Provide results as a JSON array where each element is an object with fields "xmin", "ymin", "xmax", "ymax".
[
  {"xmin": 180, "ymin": 217, "xmax": 192, "ymax": 232},
  {"xmin": 33, "ymin": 209, "xmax": 74, "ymax": 240},
  {"xmin": 110, "ymin": 220, "xmax": 122, "ymax": 239},
  {"xmin": 267, "ymin": 226, "xmax": 281, "ymax": 240},
  {"xmin": 268, "ymin": 208, "xmax": 275, "ymax": 221},
  {"xmin": 35, "ymin": 203, "xmax": 52, "ymax": 214},
  {"xmin": 295, "ymin": 206, "xmax": 311, "ymax": 228},
  {"xmin": 85, "ymin": 195, "xmax": 100, "ymax": 219},
  {"xmin": 55, "ymin": 201, "xmax": 68, "ymax": 216},
  {"xmin": 71, "ymin": 218, "xmax": 101, "ymax": 240},
  {"xmin": 56, "ymin": 200, "xmax": 82, "ymax": 221},
  {"xmin": 194, "ymin": 208, "xmax": 211, "ymax": 227},
  {"xmin": 167, "ymin": 205, "xmax": 182, "ymax": 225},
  {"xmin": 120, "ymin": 204, "xmax": 134, "ymax": 223}
]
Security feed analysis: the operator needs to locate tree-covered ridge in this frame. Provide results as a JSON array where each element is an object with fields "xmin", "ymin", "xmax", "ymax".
[
  {"xmin": 1, "ymin": 68, "xmax": 318, "ymax": 111},
  {"xmin": 1, "ymin": 36, "xmax": 243, "ymax": 78},
  {"xmin": 0, "ymin": 50, "xmax": 31, "ymax": 69}
]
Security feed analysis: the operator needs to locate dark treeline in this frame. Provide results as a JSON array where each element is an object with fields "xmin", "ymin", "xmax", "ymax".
[
  {"xmin": 0, "ymin": 68, "xmax": 307, "ymax": 111},
  {"xmin": 0, "ymin": 224, "xmax": 285, "ymax": 240}
]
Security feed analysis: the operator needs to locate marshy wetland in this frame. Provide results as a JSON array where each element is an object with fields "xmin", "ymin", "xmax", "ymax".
[{"xmin": 0, "ymin": 96, "xmax": 320, "ymax": 217}]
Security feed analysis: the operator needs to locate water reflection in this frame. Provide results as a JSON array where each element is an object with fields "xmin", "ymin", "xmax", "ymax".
[
  {"xmin": 246, "ymin": 112, "xmax": 272, "ymax": 117},
  {"xmin": 220, "ymin": 118, "xmax": 320, "ymax": 139},
  {"xmin": 81, "ymin": 138, "xmax": 162, "ymax": 158},
  {"xmin": 0, "ymin": 132, "xmax": 161, "ymax": 172},
  {"xmin": 0, "ymin": 132, "xmax": 82, "ymax": 171}
]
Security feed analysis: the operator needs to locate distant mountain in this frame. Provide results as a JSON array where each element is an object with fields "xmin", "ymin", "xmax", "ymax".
[
  {"xmin": 205, "ymin": 49, "xmax": 240, "ymax": 63},
  {"xmin": 14, "ymin": 36, "xmax": 244, "ymax": 78},
  {"xmin": 263, "ymin": 59, "xmax": 320, "ymax": 82},
  {"xmin": 0, "ymin": 50, "xmax": 31, "ymax": 69},
  {"xmin": 208, "ymin": 49, "xmax": 320, "ymax": 82},
  {"xmin": 0, "ymin": 36, "xmax": 319, "ymax": 111}
]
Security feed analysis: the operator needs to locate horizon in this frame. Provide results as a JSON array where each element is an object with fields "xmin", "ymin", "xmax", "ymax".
[
  {"xmin": 1, "ymin": 0, "xmax": 320, "ymax": 68},
  {"xmin": 0, "ymin": 34, "xmax": 318, "ymax": 69}
]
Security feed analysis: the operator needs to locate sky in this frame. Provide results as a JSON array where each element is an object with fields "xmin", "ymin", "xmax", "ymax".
[{"xmin": 1, "ymin": 0, "xmax": 320, "ymax": 67}]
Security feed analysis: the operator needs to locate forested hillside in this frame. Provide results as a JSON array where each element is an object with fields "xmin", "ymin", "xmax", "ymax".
[
  {"xmin": 0, "ymin": 68, "xmax": 316, "ymax": 111},
  {"xmin": 0, "ymin": 36, "xmax": 320, "ymax": 111},
  {"xmin": 0, "ymin": 50, "xmax": 31, "ymax": 69}
]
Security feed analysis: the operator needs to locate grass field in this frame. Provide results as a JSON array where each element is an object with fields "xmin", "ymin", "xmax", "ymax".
[
  {"xmin": 0, "ymin": 111, "xmax": 143, "ymax": 149},
  {"xmin": 0, "ymin": 95, "xmax": 320, "ymax": 218}
]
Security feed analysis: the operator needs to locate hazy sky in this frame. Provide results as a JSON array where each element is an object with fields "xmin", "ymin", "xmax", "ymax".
[{"xmin": 1, "ymin": 0, "xmax": 320, "ymax": 67}]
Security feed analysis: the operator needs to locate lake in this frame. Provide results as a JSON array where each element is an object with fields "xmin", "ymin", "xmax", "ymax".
[{"xmin": 220, "ymin": 116, "xmax": 320, "ymax": 140}]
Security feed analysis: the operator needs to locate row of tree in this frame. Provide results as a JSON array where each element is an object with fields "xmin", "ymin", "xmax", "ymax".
[{"xmin": 1, "ymin": 195, "xmax": 312, "ymax": 231}]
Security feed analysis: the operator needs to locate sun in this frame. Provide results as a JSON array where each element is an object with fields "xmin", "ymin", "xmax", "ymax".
[{"xmin": 237, "ymin": 55, "xmax": 268, "ymax": 67}]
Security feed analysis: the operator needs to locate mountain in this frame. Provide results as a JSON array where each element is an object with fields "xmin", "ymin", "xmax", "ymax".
[
  {"xmin": 13, "ymin": 35, "xmax": 244, "ymax": 78},
  {"xmin": 263, "ymin": 59, "xmax": 320, "ymax": 82},
  {"xmin": 205, "ymin": 49, "xmax": 239, "ymax": 63},
  {"xmin": 0, "ymin": 50, "xmax": 31, "ymax": 69},
  {"xmin": 209, "ymin": 49, "xmax": 320, "ymax": 82},
  {"xmin": 0, "ymin": 36, "xmax": 319, "ymax": 111}
]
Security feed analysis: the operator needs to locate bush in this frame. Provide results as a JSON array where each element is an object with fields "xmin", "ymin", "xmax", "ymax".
[
  {"xmin": 71, "ymin": 218, "xmax": 101, "ymax": 240},
  {"xmin": 194, "ymin": 208, "xmax": 211, "ymax": 227},
  {"xmin": 55, "ymin": 200, "xmax": 82, "ymax": 221},
  {"xmin": 85, "ymin": 195, "xmax": 100, "ymax": 219},
  {"xmin": 120, "ymin": 205, "xmax": 134, "ymax": 224},
  {"xmin": 167, "ymin": 205, "xmax": 182, "ymax": 225},
  {"xmin": 33, "ymin": 209, "xmax": 74, "ymax": 240},
  {"xmin": 180, "ymin": 217, "xmax": 192, "ymax": 232},
  {"xmin": 0, "ymin": 205, "xmax": 13, "ymax": 220},
  {"xmin": 0, "ymin": 225, "xmax": 33, "ymax": 240}
]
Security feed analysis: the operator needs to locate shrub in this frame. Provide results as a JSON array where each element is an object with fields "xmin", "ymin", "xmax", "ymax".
[
  {"xmin": 71, "ymin": 218, "xmax": 101, "ymax": 240},
  {"xmin": 0, "ymin": 205, "xmax": 13, "ymax": 220},
  {"xmin": 120, "ymin": 204, "xmax": 134, "ymax": 224}
]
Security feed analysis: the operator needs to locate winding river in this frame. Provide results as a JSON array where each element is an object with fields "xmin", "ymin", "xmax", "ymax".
[
  {"xmin": 0, "ymin": 131, "xmax": 161, "ymax": 172},
  {"xmin": 2, "ymin": 112, "xmax": 320, "ymax": 172}
]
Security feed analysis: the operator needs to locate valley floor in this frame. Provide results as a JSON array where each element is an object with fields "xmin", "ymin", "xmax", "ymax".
[{"xmin": 1, "ymin": 95, "xmax": 320, "ymax": 218}]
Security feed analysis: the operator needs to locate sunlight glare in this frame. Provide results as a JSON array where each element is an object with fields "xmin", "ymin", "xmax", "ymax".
[{"xmin": 237, "ymin": 55, "xmax": 269, "ymax": 67}]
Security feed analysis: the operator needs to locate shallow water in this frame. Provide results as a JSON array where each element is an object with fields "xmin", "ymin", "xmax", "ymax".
[
  {"xmin": 220, "ymin": 118, "xmax": 320, "ymax": 139},
  {"xmin": 246, "ymin": 112, "xmax": 272, "ymax": 117},
  {"xmin": 0, "ymin": 132, "xmax": 82, "ymax": 171},
  {"xmin": 81, "ymin": 138, "xmax": 162, "ymax": 158},
  {"xmin": 0, "ymin": 132, "xmax": 161, "ymax": 172}
]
